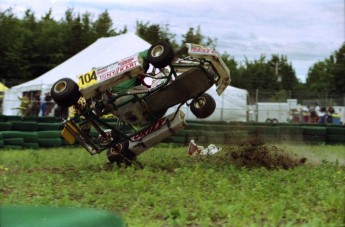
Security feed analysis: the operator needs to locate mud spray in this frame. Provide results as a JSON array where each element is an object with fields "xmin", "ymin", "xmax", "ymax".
[
  {"xmin": 222, "ymin": 137, "xmax": 307, "ymax": 170},
  {"xmin": 206, "ymin": 136, "xmax": 308, "ymax": 170}
]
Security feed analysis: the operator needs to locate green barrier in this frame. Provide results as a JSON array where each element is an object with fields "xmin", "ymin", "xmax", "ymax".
[
  {"xmin": 37, "ymin": 123, "xmax": 62, "ymax": 131},
  {"xmin": 37, "ymin": 130, "xmax": 62, "ymax": 139},
  {"xmin": 303, "ymin": 135, "xmax": 326, "ymax": 144},
  {"xmin": 38, "ymin": 138, "xmax": 62, "ymax": 147},
  {"xmin": 326, "ymin": 135, "xmax": 345, "ymax": 143},
  {"xmin": 302, "ymin": 126, "xmax": 326, "ymax": 136},
  {"xmin": 0, "ymin": 131, "xmax": 22, "ymax": 138},
  {"xmin": 326, "ymin": 127, "xmax": 345, "ymax": 135},
  {"xmin": 279, "ymin": 126, "xmax": 303, "ymax": 135},
  {"xmin": 5, "ymin": 116, "xmax": 22, "ymax": 121},
  {"xmin": 22, "ymin": 116, "xmax": 39, "ymax": 122},
  {"xmin": 11, "ymin": 121, "xmax": 39, "ymax": 131},
  {"xmin": 38, "ymin": 116, "xmax": 60, "ymax": 123},
  {"xmin": 21, "ymin": 132, "xmax": 39, "ymax": 143},
  {"xmin": 3, "ymin": 145, "xmax": 23, "ymax": 150},
  {"xmin": 3, "ymin": 138, "xmax": 25, "ymax": 146},
  {"xmin": 0, "ymin": 206, "xmax": 124, "ymax": 227},
  {"xmin": 0, "ymin": 122, "xmax": 12, "ymax": 130}
]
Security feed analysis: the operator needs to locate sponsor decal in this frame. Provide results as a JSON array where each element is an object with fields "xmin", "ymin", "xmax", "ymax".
[
  {"xmin": 99, "ymin": 70, "xmax": 116, "ymax": 80},
  {"xmin": 97, "ymin": 68, "xmax": 107, "ymax": 74},
  {"xmin": 190, "ymin": 47, "xmax": 215, "ymax": 54},
  {"xmin": 131, "ymin": 118, "xmax": 166, "ymax": 141},
  {"xmin": 98, "ymin": 56, "xmax": 139, "ymax": 82}
]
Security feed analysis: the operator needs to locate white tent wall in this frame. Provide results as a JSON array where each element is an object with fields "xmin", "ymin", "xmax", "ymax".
[
  {"xmin": 166, "ymin": 85, "xmax": 248, "ymax": 122},
  {"xmin": 2, "ymin": 33, "xmax": 151, "ymax": 115}
]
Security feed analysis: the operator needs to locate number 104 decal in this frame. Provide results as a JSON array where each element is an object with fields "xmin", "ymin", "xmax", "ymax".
[{"xmin": 78, "ymin": 70, "xmax": 97, "ymax": 88}]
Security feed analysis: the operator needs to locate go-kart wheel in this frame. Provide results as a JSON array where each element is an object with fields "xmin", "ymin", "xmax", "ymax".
[
  {"xmin": 51, "ymin": 78, "xmax": 81, "ymax": 108},
  {"xmin": 190, "ymin": 93, "xmax": 216, "ymax": 119},
  {"xmin": 106, "ymin": 140, "xmax": 136, "ymax": 166},
  {"xmin": 147, "ymin": 41, "xmax": 174, "ymax": 68}
]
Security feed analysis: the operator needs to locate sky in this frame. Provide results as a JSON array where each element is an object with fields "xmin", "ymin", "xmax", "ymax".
[{"xmin": 1, "ymin": 0, "xmax": 344, "ymax": 83}]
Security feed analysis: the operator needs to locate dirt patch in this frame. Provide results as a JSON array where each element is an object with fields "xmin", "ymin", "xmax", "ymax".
[{"xmin": 224, "ymin": 137, "xmax": 307, "ymax": 170}]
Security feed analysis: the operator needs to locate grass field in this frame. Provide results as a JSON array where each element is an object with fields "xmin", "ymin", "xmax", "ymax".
[{"xmin": 1, "ymin": 143, "xmax": 345, "ymax": 226}]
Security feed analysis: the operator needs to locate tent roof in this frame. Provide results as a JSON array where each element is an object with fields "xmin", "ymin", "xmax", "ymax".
[
  {"xmin": 13, "ymin": 33, "xmax": 151, "ymax": 90},
  {"xmin": 0, "ymin": 82, "xmax": 9, "ymax": 92}
]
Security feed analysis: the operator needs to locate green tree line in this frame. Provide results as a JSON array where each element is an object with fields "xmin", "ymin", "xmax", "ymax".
[{"xmin": 1, "ymin": 8, "xmax": 344, "ymax": 97}]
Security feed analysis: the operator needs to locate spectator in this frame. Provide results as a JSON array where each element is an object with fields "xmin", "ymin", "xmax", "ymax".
[
  {"xmin": 17, "ymin": 93, "xmax": 30, "ymax": 116},
  {"xmin": 41, "ymin": 93, "xmax": 55, "ymax": 116},
  {"xmin": 327, "ymin": 106, "xmax": 335, "ymax": 123},
  {"xmin": 30, "ymin": 93, "xmax": 41, "ymax": 116},
  {"xmin": 309, "ymin": 103, "xmax": 318, "ymax": 124}
]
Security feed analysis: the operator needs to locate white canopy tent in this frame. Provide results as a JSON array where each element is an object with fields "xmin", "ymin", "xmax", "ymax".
[
  {"xmin": 2, "ymin": 32, "xmax": 248, "ymax": 122},
  {"xmin": 2, "ymin": 33, "xmax": 151, "ymax": 115}
]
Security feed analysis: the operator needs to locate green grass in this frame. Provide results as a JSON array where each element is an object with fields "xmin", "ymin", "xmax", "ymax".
[{"xmin": 1, "ymin": 144, "xmax": 345, "ymax": 226}]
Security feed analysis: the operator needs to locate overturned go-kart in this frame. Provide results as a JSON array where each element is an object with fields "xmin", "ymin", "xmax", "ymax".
[{"xmin": 51, "ymin": 41, "xmax": 231, "ymax": 165}]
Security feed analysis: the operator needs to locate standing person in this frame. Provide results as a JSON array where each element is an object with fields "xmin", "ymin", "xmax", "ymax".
[
  {"xmin": 30, "ymin": 93, "xmax": 41, "ymax": 116},
  {"xmin": 42, "ymin": 92, "xmax": 55, "ymax": 116},
  {"xmin": 327, "ymin": 106, "xmax": 335, "ymax": 123},
  {"xmin": 309, "ymin": 104, "xmax": 317, "ymax": 124}
]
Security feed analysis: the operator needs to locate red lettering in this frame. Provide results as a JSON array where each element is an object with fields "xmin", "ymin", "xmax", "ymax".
[
  {"xmin": 117, "ymin": 62, "xmax": 137, "ymax": 74},
  {"xmin": 99, "ymin": 70, "xmax": 115, "ymax": 80},
  {"xmin": 191, "ymin": 47, "xmax": 210, "ymax": 53},
  {"xmin": 131, "ymin": 118, "xmax": 166, "ymax": 141},
  {"xmin": 118, "ymin": 57, "xmax": 134, "ymax": 67}
]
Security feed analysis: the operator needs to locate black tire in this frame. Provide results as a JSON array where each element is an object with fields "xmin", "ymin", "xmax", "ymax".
[
  {"xmin": 147, "ymin": 41, "xmax": 174, "ymax": 68},
  {"xmin": 142, "ymin": 59, "xmax": 150, "ymax": 72},
  {"xmin": 106, "ymin": 140, "xmax": 136, "ymax": 166},
  {"xmin": 51, "ymin": 78, "xmax": 81, "ymax": 108},
  {"xmin": 271, "ymin": 118, "xmax": 279, "ymax": 124},
  {"xmin": 190, "ymin": 93, "xmax": 216, "ymax": 119}
]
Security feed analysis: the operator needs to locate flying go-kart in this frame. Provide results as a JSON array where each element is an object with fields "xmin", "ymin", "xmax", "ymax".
[{"xmin": 51, "ymin": 41, "xmax": 231, "ymax": 165}]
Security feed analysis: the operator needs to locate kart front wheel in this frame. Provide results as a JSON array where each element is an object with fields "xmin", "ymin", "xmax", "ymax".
[
  {"xmin": 190, "ymin": 93, "xmax": 216, "ymax": 119},
  {"xmin": 51, "ymin": 78, "xmax": 81, "ymax": 108},
  {"xmin": 147, "ymin": 41, "xmax": 174, "ymax": 68}
]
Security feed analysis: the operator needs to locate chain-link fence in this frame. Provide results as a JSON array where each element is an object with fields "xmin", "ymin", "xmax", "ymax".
[{"xmin": 246, "ymin": 89, "xmax": 345, "ymax": 124}]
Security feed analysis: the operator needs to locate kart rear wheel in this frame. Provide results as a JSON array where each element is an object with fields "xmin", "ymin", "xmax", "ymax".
[
  {"xmin": 190, "ymin": 93, "xmax": 216, "ymax": 119},
  {"xmin": 106, "ymin": 140, "xmax": 136, "ymax": 166},
  {"xmin": 51, "ymin": 78, "xmax": 81, "ymax": 108},
  {"xmin": 147, "ymin": 41, "xmax": 174, "ymax": 68}
]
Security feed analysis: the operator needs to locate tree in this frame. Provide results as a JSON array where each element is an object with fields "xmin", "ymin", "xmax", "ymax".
[
  {"xmin": 268, "ymin": 55, "xmax": 299, "ymax": 91},
  {"xmin": 306, "ymin": 42, "xmax": 345, "ymax": 94},
  {"xmin": 93, "ymin": 10, "xmax": 117, "ymax": 37},
  {"xmin": 306, "ymin": 59, "xmax": 334, "ymax": 92},
  {"xmin": 135, "ymin": 21, "xmax": 176, "ymax": 46},
  {"xmin": 237, "ymin": 55, "xmax": 278, "ymax": 90},
  {"xmin": 331, "ymin": 43, "xmax": 345, "ymax": 93},
  {"xmin": 221, "ymin": 53, "xmax": 239, "ymax": 86},
  {"xmin": 181, "ymin": 26, "xmax": 215, "ymax": 48}
]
